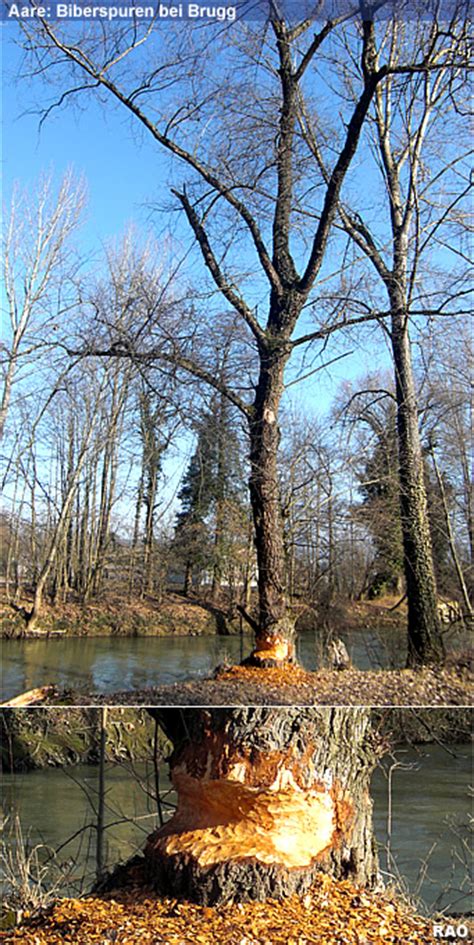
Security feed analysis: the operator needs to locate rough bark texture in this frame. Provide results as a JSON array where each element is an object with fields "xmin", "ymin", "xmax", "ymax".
[
  {"xmin": 145, "ymin": 708, "xmax": 381, "ymax": 905},
  {"xmin": 246, "ymin": 322, "xmax": 297, "ymax": 664},
  {"xmin": 391, "ymin": 309, "xmax": 444, "ymax": 666}
]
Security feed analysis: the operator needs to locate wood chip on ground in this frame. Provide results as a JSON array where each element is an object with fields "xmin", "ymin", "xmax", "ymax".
[{"xmin": 1, "ymin": 874, "xmax": 466, "ymax": 944}]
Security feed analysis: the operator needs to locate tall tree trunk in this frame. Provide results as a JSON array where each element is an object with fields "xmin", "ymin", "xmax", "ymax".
[
  {"xmin": 211, "ymin": 414, "xmax": 226, "ymax": 601},
  {"xmin": 247, "ymin": 347, "xmax": 294, "ymax": 664},
  {"xmin": 391, "ymin": 307, "xmax": 444, "ymax": 665},
  {"xmin": 128, "ymin": 468, "xmax": 145, "ymax": 600},
  {"xmin": 92, "ymin": 446, "xmax": 112, "ymax": 597},
  {"xmin": 96, "ymin": 707, "xmax": 108, "ymax": 885},
  {"xmin": 143, "ymin": 465, "xmax": 158, "ymax": 597},
  {"xmin": 145, "ymin": 707, "xmax": 381, "ymax": 906},
  {"xmin": 453, "ymin": 405, "xmax": 474, "ymax": 571},
  {"xmin": 183, "ymin": 559, "xmax": 193, "ymax": 596}
]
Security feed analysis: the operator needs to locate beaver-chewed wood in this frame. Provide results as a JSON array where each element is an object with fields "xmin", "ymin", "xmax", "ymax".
[{"xmin": 145, "ymin": 708, "xmax": 381, "ymax": 904}]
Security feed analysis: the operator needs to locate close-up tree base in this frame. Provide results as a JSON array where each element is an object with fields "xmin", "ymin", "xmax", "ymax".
[{"xmin": 143, "ymin": 707, "xmax": 381, "ymax": 904}]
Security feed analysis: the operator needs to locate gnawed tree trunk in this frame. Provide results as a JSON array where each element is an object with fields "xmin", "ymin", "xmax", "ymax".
[
  {"xmin": 145, "ymin": 708, "xmax": 381, "ymax": 905},
  {"xmin": 391, "ymin": 306, "xmax": 444, "ymax": 666},
  {"xmin": 247, "ymin": 345, "xmax": 294, "ymax": 665}
]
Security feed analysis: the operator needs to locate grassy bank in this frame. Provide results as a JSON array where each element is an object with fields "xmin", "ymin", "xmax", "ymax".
[
  {"xmin": 1, "ymin": 593, "xmax": 409, "ymax": 640},
  {"xmin": 0, "ymin": 707, "xmax": 167, "ymax": 772},
  {"xmin": 0, "ymin": 594, "xmax": 236, "ymax": 640}
]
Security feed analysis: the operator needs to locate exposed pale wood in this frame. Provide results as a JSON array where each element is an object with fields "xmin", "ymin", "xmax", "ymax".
[{"xmin": 1, "ymin": 686, "xmax": 56, "ymax": 707}]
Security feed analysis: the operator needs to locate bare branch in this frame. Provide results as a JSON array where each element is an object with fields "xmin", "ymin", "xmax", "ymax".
[{"xmin": 171, "ymin": 188, "xmax": 265, "ymax": 345}]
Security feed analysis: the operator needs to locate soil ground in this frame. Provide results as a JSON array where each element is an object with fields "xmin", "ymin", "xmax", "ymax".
[{"xmin": 0, "ymin": 593, "xmax": 233, "ymax": 639}]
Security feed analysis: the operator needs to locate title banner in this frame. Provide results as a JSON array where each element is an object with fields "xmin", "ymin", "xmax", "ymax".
[{"xmin": 1, "ymin": 0, "xmax": 470, "ymax": 21}]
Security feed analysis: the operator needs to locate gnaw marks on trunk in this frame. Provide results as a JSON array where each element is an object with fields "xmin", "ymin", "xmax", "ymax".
[{"xmin": 145, "ymin": 708, "xmax": 381, "ymax": 905}]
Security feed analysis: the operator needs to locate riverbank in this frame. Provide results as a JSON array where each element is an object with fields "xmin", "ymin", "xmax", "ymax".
[
  {"xmin": 0, "ymin": 707, "xmax": 169, "ymax": 772},
  {"xmin": 1, "ymin": 869, "xmax": 460, "ymax": 944},
  {"xmin": 34, "ymin": 659, "xmax": 472, "ymax": 707},
  {"xmin": 1, "ymin": 706, "xmax": 471, "ymax": 772},
  {"xmin": 0, "ymin": 593, "xmax": 408, "ymax": 639},
  {"xmin": 0, "ymin": 594, "xmax": 235, "ymax": 639}
]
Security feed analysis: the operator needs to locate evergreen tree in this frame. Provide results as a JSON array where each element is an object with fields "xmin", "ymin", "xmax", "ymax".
[
  {"xmin": 358, "ymin": 424, "xmax": 404, "ymax": 598},
  {"xmin": 174, "ymin": 399, "xmax": 245, "ymax": 595}
]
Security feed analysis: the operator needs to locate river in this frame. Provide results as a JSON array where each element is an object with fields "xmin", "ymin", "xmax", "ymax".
[
  {"xmin": 1, "ymin": 624, "xmax": 450, "ymax": 701},
  {"xmin": 1, "ymin": 744, "xmax": 471, "ymax": 915}
]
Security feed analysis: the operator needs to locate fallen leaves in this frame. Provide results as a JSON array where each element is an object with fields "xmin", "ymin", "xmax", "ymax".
[{"xmin": 0, "ymin": 873, "xmax": 457, "ymax": 945}]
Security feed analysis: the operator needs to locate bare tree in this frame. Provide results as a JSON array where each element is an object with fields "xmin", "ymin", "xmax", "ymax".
[
  {"xmin": 421, "ymin": 317, "xmax": 473, "ymax": 602},
  {"xmin": 25, "ymin": 362, "xmax": 117, "ymax": 630},
  {"xmin": 16, "ymin": 7, "xmax": 462, "ymax": 665},
  {"xmin": 1, "ymin": 171, "xmax": 85, "ymax": 440},
  {"xmin": 297, "ymin": 14, "xmax": 470, "ymax": 663}
]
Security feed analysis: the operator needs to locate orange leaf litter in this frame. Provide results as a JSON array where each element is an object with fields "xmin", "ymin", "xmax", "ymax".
[
  {"xmin": 217, "ymin": 663, "xmax": 316, "ymax": 686},
  {"xmin": 1, "ymin": 873, "xmax": 451, "ymax": 944}
]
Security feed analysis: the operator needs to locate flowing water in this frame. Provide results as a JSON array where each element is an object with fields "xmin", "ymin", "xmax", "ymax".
[
  {"xmin": 1, "ymin": 745, "xmax": 471, "ymax": 914},
  {"xmin": 0, "ymin": 625, "xmax": 432, "ymax": 701}
]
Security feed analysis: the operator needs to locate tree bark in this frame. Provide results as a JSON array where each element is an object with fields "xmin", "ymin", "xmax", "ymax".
[
  {"xmin": 247, "ymin": 343, "xmax": 294, "ymax": 664},
  {"xmin": 145, "ymin": 707, "xmax": 381, "ymax": 905},
  {"xmin": 211, "ymin": 392, "xmax": 228, "ymax": 602},
  {"xmin": 183, "ymin": 559, "xmax": 193, "ymax": 596},
  {"xmin": 391, "ymin": 307, "xmax": 444, "ymax": 665}
]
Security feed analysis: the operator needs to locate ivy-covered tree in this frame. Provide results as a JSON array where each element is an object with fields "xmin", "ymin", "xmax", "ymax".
[{"xmin": 354, "ymin": 391, "xmax": 454, "ymax": 601}]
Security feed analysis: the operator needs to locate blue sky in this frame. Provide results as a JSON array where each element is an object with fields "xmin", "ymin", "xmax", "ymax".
[
  {"xmin": 4, "ymin": 15, "xmax": 456, "ymax": 530},
  {"xmin": 2, "ymin": 29, "xmax": 176, "ymax": 253},
  {"xmin": 1, "ymin": 19, "xmax": 392, "ymax": 426}
]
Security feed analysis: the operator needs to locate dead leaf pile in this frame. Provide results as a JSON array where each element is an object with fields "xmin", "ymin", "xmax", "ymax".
[{"xmin": 0, "ymin": 873, "xmax": 454, "ymax": 944}]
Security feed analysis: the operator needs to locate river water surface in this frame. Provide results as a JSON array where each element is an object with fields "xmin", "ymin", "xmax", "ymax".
[
  {"xmin": 2, "ymin": 744, "xmax": 471, "ymax": 915},
  {"xmin": 0, "ymin": 625, "xmax": 438, "ymax": 701}
]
